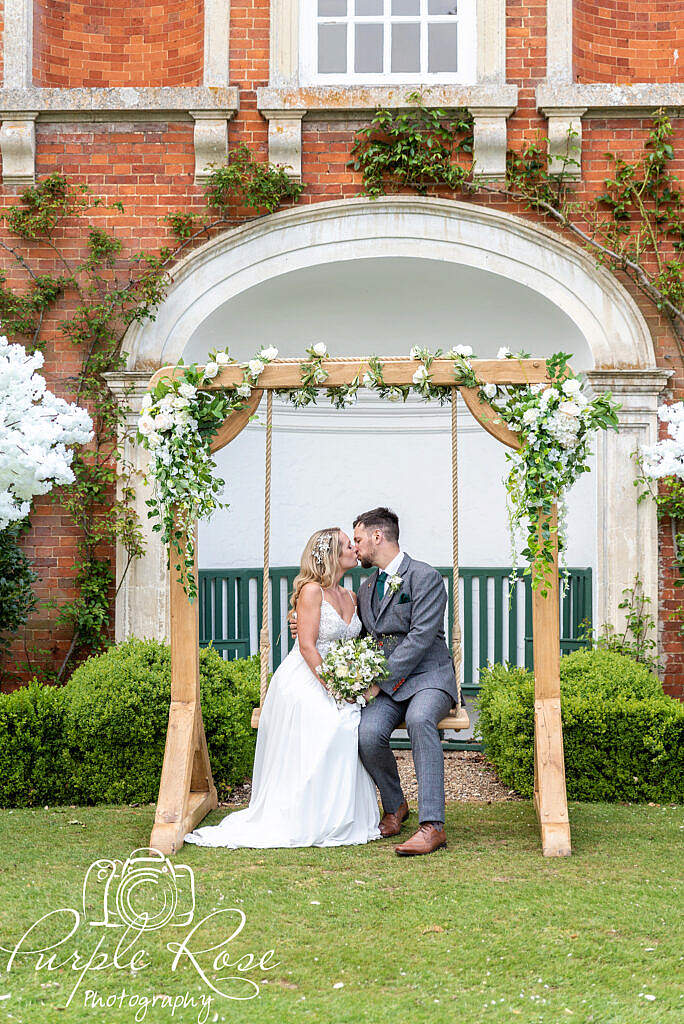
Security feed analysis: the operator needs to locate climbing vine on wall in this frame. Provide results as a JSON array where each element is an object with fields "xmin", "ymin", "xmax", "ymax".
[{"xmin": 0, "ymin": 147, "xmax": 302, "ymax": 684}]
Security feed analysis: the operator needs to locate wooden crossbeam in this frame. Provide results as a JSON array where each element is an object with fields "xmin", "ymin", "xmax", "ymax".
[{"xmin": 149, "ymin": 357, "xmax": 552, "ymax": 391}]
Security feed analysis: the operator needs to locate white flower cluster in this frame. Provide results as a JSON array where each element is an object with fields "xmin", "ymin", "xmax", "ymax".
[
  {"xmin": 317, "ymin": 636, "xmax": 389, "ymax": 707},
  {"xmin": 137, "ymin": 350, "xmax": 250, "ymax": 600},
  {"xmin": 640, "ymin": 401, "xmax": 684, "ymax": 480},
  {"xmin": 0, "ymin": 335, "xmax": 93, "ymax": 529}
]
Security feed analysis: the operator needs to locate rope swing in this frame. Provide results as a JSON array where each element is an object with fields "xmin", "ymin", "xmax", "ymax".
[
  {"xmin": 451, "ymin": 386, "xmax": 463, "ymax": 711},
  {"xmin": 259, "ymin": 389, "xmax": 273, "ymax": 707},
  {"xmin": 253, "ymin": 380, "xmax": 467, "ymax": 729}
]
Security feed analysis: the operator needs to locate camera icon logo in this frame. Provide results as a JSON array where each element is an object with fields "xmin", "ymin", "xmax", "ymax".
[{"xmin": 83, "ymin": 847, "xmax": 196, "ymax": 931}]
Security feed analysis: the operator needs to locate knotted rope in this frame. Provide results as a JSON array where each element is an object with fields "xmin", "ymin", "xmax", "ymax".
[
  {"xmin": 451, "ymin": 386, "xmax": 463, "ymax": 710},
  {"xmin": 259, "ymin": 390, "xmax": 273, "ymax": 706}
]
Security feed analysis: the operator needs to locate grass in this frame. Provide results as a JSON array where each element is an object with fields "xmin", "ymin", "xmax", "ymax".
[{"xmin": 0, "ymin": 801, "xmax": 681, "ymax": 1024}]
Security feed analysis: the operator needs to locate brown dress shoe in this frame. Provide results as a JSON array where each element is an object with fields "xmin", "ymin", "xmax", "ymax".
[
  {"xmin": 395, "ymin": 823, "xmax": 447, "ymax": 856},
  {"xmin": 379, "ymin": 799, "xmax": 409, "ymax": 837}
]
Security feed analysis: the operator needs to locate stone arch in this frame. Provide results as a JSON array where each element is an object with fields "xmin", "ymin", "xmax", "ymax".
[
  {"xmin": 111, "ymin": 195, "xmax": 669, "ymax": 680},
  {"xmin": 123, "ymin": 195, "xmax": 654, "ymax": 373}
]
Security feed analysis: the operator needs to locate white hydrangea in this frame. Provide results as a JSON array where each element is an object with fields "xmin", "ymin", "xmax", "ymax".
[
  {"xmin": 640, "ymin": 401, "xmax": 684, "ymax": 480},
  {"xmin": 0, "ymin": 334, "xmax": 94, "ymax": 529}
]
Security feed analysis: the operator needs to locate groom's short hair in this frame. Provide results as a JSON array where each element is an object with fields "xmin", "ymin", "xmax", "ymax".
[{"xmin": 353, "ymin": 507, "xmax": 399, "ymax": 544}]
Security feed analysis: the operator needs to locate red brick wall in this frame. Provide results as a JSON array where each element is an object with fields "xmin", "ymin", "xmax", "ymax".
[
  {"xmin": 0, "ymin": 0, "xmax": 682, "ymax": 693},
  {"xmin": 33, "ymin": 1, "xmax": 204, "ymax": 87},
  {"xmin": 574, "ymin": 1, "xmax": 684, "ymax": 84}
]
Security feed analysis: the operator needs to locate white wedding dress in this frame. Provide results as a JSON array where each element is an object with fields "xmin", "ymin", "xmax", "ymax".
[{"xmin": 184, "ymin": 593, "xmax": 381, "ymax": 848}]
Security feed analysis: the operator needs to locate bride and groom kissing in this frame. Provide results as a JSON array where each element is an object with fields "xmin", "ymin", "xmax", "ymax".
[{"xmin": 185, "ymin": 507, "xmax": 459, "ymax": 857}]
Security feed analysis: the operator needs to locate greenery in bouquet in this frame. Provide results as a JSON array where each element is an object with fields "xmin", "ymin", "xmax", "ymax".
[{"xmin": 317, "ymin": 636, "xmax": 389, "ymax": 707}]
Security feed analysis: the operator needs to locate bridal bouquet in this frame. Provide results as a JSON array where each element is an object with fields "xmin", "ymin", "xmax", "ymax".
[{"xmin": 317, "ymin": 637, "xmax": 389, "ymax": 707}]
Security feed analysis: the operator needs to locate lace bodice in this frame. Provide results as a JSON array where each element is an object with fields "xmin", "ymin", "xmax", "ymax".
[{"xmin": 294, "ymin": 594, "xmax": 362, "ymax": 658}]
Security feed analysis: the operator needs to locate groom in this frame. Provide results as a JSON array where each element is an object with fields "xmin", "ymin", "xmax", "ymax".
[{"xmin": 353, "ymin": 507, "xmax": 459, "ymax": 856}]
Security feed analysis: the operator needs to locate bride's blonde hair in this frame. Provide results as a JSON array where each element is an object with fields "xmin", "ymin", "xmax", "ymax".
[{"xmin": 290, "ymin": 527, "xmax": 342, "ymax": 613}]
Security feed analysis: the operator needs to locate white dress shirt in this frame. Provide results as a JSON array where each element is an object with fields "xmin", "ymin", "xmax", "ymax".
[{"xmin": 377, "ymin": 550, "xmax": 405, "ymax": 598}]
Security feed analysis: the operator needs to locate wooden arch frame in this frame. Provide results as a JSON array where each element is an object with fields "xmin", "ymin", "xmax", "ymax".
[{"xmin": 147, "ymin": 358, "xmax": 571, "ymax": 858}]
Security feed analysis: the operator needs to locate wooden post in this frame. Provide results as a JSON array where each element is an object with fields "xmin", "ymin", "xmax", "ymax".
[
  {"xmin": 149, "ymin": 518, "xmax": 217, "ymax": 855},
  {"xmin": 531, "ymin": 503, "xmax": 571, "ymax": 857}
]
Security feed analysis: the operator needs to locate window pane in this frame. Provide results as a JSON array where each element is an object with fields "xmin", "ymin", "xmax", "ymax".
[
  {"xmin": 428, "ymin": 22, "xmax": 457, "ymax": 70},
  {"xmin": 391, "ymin": 23, "xmax": 420, "ymax": 72},
  {"xmin": 392, "ymin": 0, "xmax": 419, "ymax": 14},
  {"xmin": 356, "ymin": 0, "xmax": 382, "ymax": 14},
  {"xmin": 355, "ymin": 23, "xmax": 383, "ymax": 72},
  {"xmin": 318, "ymin": 24, "xmax": 348, "ymax": 73},
  {"xmin": 318, "ymin": 0, "xmax": 347, "ymax": 15},
  {"xmin": 428, "ymin": 0, "xmax": 458, "ymax": 13}
]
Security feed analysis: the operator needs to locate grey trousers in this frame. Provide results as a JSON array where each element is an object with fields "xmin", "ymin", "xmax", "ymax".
[{"xmin": 358, "ymin": 687, "xmax": 453, "ymax": 825}]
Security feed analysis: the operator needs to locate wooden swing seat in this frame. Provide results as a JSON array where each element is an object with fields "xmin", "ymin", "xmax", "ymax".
[{"xmin": 250, "ymin": 705, "xmax": 470, "ymax": 731}]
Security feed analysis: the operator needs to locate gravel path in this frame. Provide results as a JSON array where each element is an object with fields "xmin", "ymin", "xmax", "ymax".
[{"xmin": 219, "ymin": 750, "xmax": 520, "ymax": 807}]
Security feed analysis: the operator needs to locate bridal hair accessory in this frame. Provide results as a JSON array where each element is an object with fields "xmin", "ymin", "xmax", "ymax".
[{"xmin": 313, "ymin": 532, "xmax": 333, "ymax": 567}]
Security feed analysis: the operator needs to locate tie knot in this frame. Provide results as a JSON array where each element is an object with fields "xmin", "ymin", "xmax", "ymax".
[{"xmin": 378, "ymin": 570, "xmax": 387, "ymax": 580}]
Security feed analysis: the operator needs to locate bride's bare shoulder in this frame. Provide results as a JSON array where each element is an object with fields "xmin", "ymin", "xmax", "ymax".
[{"xmin": 297, "ymin": 581, "xmax": 323, "ymax": 610}]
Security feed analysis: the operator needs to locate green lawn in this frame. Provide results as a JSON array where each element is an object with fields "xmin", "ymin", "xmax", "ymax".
[{"xmin": 0, "ymin": 801, "xmax": 681, "ymax": 1024}]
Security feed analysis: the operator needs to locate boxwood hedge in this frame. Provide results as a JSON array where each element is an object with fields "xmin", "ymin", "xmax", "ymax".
[
  {"xmin": 475, "ymin": 649, "xmax": 684, "ymax": 802},
  {"xmin": 0, "ymin": 638, "xmax": 259, "ymax": 807}
]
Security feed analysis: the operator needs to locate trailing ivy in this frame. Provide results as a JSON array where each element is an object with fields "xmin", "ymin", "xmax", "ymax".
[
  {"xmin": 0, "ymin": 147, "xmax": 303, "ymax": 681},
  {"xmin": 349, "ymin": 92, "xmax": 473, "ymax": 197}
]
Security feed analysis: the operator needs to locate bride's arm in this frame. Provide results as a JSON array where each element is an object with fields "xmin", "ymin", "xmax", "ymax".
[{"xmin": 296, "ymin": 583, "xmax": 328, "ymax": 690}]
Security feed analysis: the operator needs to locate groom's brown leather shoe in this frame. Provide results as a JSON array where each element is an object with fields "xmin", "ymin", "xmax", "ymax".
[
  {"xmin": 379, "ymin": 799, "xmax": 409, "ymax": 837},
  {"xmin": 395, "ymin": 823, "xmax": 447, "ymax": 856}
]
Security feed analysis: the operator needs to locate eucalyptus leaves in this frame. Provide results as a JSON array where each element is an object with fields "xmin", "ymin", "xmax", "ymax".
[{"xmin": 138, "ymin": 343, "xmax": 621, "ymax": 600}]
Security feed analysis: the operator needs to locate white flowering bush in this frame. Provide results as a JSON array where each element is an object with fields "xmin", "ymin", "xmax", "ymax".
[
  {"xmin": 640, "ymin": 401, "xmax": 684, "ymax": 480},
  {"xmin": 317, "ymin": 636, "xmax": 389, "ymax": 706},
  {"xmin": 0, "ymin": 336, "xmax": 93, "ymax": 530}
]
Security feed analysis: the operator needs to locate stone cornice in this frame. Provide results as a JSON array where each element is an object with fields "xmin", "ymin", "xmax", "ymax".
[
  {"xmin": 537, "ymin": 83, "xmax": 684, "ymax": 118},
  {"xmin": 256, "ymin": 84, "xmax": 518, "ymax": 116},
  {"xmin": 0, "ymin": 87, "xmax": 239, "ymax": 121}
]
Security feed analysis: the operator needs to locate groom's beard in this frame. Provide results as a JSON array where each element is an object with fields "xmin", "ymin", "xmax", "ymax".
[{"xmin": 359, "ymin": 556, "xmax": 375, "ymax": 568}]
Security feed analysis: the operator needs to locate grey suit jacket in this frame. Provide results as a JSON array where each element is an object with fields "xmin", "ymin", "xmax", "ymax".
[{"xmin": 357, "ymin": 553, "xmax": 458, "ymax": 704}]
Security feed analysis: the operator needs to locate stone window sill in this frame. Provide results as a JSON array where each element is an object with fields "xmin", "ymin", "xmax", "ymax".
[{"xmin": 256, "ymin": 84, "xmax": 518, "ymax": 182}]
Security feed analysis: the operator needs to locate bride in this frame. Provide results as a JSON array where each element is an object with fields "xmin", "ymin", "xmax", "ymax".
[{"xmin": 184, "ymin": 527, "xmax": 382, "ymax": 848}]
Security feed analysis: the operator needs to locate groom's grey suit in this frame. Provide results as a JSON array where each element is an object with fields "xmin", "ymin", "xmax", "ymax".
[{"xmin": 357, "ymin": 553, "xmax": 457, "ymax": 825}]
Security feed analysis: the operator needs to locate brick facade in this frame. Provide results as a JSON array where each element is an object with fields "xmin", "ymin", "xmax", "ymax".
[{"xmin": 1, "ymin": 1, "xmax": 682, "ymax": 694}]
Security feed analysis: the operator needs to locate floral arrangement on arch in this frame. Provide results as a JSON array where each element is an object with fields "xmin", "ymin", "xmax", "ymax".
[{"xmin": 137, "ymin": 341, "xmax": 621, "ymax": 600}]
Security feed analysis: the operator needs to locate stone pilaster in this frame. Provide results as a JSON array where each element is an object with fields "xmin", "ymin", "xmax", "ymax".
[
  {"xmin": 585, "ymin": 368, "xmax": 673, "ymax": 662},
  {"xmin": 103, "ymin": 371, "xmax": 170, "ymax": 644}
]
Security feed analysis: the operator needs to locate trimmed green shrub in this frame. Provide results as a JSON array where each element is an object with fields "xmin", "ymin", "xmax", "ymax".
[
  {"xmin": 0, "ymin": 639, "xmax": 259, "ymax": 807},
  {"xmin": 476, "ymin": 649, "xmax": 684, "ymax": 803}
]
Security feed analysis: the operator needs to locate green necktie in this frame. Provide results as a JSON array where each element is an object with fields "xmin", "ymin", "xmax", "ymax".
[{"xmin": 376, "ymin": 570, "xmax": 387, "ymax": 601}]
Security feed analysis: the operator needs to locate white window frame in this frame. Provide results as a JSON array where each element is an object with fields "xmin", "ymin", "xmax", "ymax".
[{"xmin": 300, "ymin": 0, "xmax": 477, "ymax": 85}]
